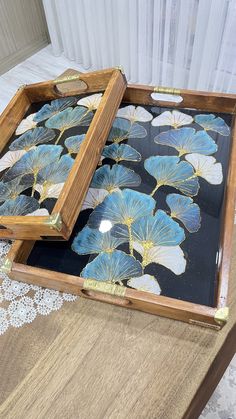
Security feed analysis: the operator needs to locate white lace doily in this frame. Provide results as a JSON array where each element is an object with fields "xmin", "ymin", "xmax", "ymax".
[{"xmin": 0, "ymin": 240, "xmax": 77, "ymax": 335}]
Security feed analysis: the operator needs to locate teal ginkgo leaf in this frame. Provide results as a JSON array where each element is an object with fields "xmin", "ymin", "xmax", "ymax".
[
  {"xmin": 88, "ymin": 189, "xmax": 156, "ymax": 255},
  {"xmin": 108, "ymin": 118, "xmax": 147, "ymax": 144},
  {"xmin": 166, "ymin": 193, "xmax": 201, "ymax": 233},
  {"xmin": 33, "ymin": 97, "xmax": 78, "ymax": 122},
  {"xmin": 154, "ymin": 127, "xmax": 217, "ymax": 157},
  {"xmin": 144, "ymin": 156, "xmax": 199, "ymax": 197},
  {"xmin": 90, "ymin": 164, "xmax": 141, "ymax": 193},
  {"xmin": 0, "ymin": 195, "xmax": 39, "ymax": 216},
  {"xmin": 81, "ymin": 250, "xmax": 143, "ymax": 285},
  {"xmin": 3, "ymin": 145, "xmax": 63, "ymax": 196},
  {"xmin": 64, "ymin": 134, "xmax": 86, "ymax": 154},
  {"xmin": 45, "ymin": 106, "xmax": 93, "ymax": 144},
  {"xmin": 102, "ymin": 144, "xmax": 141, "ymax": 163},
  {"xmin": 0, "ymin": 177, "xmax": 33, "ymax": 202},
  {"xmin": 9, "ymin": 127, "xmax": 56, "ymax": 151},
  {"xmin": 195, "ymin": 114, "xmax": 230, "ymax": 136},
  {"xmin": 36, "ymin": 154, "xmax": 74, "ymax": 202},
  {"xmin": 72, "ymin": 225, "xmax": 127, "ymax": 255}
]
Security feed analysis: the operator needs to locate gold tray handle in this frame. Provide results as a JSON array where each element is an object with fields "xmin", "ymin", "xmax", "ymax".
[
  {"xmin": 53, "ymin": 74, "xmax": 82, "ymax": 85},
  {"xmin": 153, "ymin": 86, "xmax": 181, "ymax": 95}
]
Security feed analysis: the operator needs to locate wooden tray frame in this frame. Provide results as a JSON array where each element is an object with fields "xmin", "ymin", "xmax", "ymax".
[
  {"xmin": 0, "ymin": 68, "xmax": 126, "ymax": 240},
  {"xmin": 3, "ymin": 80, "xmax": 236, "ymax": 329}
]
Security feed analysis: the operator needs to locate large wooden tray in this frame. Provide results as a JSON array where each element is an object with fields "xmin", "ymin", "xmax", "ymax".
[
  {"xmin": 0, "ymin": 68, "xmax": 126, "ymax": 240},
  {"xmin": 3, "ymin": 80, "xmax": 236, "ymax": 329}
]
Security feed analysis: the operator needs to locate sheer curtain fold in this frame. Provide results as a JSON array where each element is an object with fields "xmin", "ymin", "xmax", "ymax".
[{"xmin": 43, "ymin": 0, "xmax": 236, "ymax": 93}]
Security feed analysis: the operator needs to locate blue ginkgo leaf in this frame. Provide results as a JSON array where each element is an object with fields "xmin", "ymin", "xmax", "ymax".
[
  {"xmin": 166, "ymin": 193, "xmax": 201, "ymax": 233},
  {"xmin": 102, "ymin": 144, "xmax": 141, "ymax": 163},
  {"xmin": 9, "ymin": 127, "xmax": 56, "ymax": 151},
  {"xmin": 90, "ymin": 164, "xmax": 141, "ymax": 192},
  {"xmin": 108, "ymin": 118, "xmax": 147, "ymax": 143},
  {"xmin": 154, "ymin": 127, "xmax": 217, "ymax": 156},
  {"xmin": 0, "ymin": 195, "xmax": 39, "ymax": 216},
  {"xmin": 195, "ymin": 114, "xmax": 230, "ymax": 136},
  {"xmin": 33, "ymin": 97, "xmax": 78, "ymax": 122},
  {"xmin": 64, "ymin": 134, "xmax": 86, "ymax": 154},
  {"xmin": 3, "ymin": 145, "xmax": 63, "ymax": 183},
  {"xmin": 144, "ymin": 156, "xmax": 199, "ymax": 197},
  {"xmin": 37, "ymin": 154, "xmax": 74, "ymax": 185},
  {"xmin": 81, "ymin": 250, "xmax": 143, "ymax": 284},
  {"xmin": 131, "ymin": 210, "xmax": 185, "ymax": 246},
  {"xmin": 46, "ymin": 106, "xmax": 93, "ymax": 132},
  {"xmin": 0, "ymin": 177, "xmax": 33, "ymax": 202},
  {"xmin": 72, "ymin": 225, "xmax": 127, "ymax": 255}
]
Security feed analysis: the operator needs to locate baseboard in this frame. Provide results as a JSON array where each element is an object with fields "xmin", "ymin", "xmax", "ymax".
[{"xmin": 0, "ymin": 38, "xmax": 49, "ymax": 76}]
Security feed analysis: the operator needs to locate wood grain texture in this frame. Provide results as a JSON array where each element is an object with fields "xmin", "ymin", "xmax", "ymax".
[
  {"xmin": 0, "ymin": 0, "xmax": 49, "ymax": 75},
  {"xmin": 0, "ymin": 231, "xmax": 236, "ymax": 419}
]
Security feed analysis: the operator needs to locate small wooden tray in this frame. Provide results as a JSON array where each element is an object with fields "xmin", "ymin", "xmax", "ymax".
[
  {"xmin": 0, "ymin": 68, "xmax": 126, "ymax": 240},
  {"xmin": 3, "ymin": 79, "xmax": 236, "ymax": 329}
]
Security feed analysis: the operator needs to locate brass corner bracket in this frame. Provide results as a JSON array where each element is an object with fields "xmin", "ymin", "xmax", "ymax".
[
  {"xmin": 83, "ymin": 279, "xmax": 126, "ymax": 297},
  {"xmin": 17, "ymin": 84, "xmax": 27, "ymax": 91},
  {"xmin": 153, "ymin": 86, "xmax": 181, "ymax": 95},
  {"xmin": 115, "ymin": 65, "xmax": 125, "ymax": 75},
  {"xmin": 214, "ymin": 307, "xmax": 229, "ymax": 325},
  {"xmin": 45, "ymin": 213, "xmax": 63, "ymax": 232},
  {"xmin": 0, "ymin": 258, "xmax": 12, "ymax": 274}
]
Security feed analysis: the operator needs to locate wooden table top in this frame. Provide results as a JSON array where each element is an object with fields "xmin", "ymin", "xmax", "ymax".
[{"xmin": 0, "ymin": 70, "xmax": 235, "ymax": 419}]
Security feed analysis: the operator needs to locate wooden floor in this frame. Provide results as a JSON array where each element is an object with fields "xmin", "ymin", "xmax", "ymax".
[{"xmin": 0, "ymin": 48, "xmax": 236, "ymax": 419}]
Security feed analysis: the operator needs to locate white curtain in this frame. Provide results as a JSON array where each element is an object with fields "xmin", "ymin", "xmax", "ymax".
[{"xmin": 43, "ymin": 0, "xmax": 236, "ymax": 93}]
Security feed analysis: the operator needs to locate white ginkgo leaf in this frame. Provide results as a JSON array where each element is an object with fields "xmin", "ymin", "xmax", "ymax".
[
  {"xmin": 35, "ymin": 183, "xmax": 64, "ymax": 201},
  {"xmin": 0, "ymin": 150, "xmax": 26, "ymax": 172},
  {"xmin": 185, "ymin": 153, "xmax": 223, "ymax": 185},
  {"xmin": 81, "ymin": 188, "xmax": 109, "ymax": 211},
  {"xmin": 117, "ymin": 105, "xmax": 153, "ymax": 123},
  {"xmin": 152, "ymin": 110, "xmax": 193, "ymax": 128},
  {"xmin": 77, "ymin": 93, "xmax": 103, "ymax": 111},
  {"xmin": 15, "ymin": 113, "xmax": 37, "ymax": 135},
  {"xmin": 28, "ymin": 208, "xmax": 50, "ymax": 216},
  {"xmin": 127, "ymin": 274, "xmax": 161, "ymax": 295},
  {"xmin": 133, "ymin": 242, "xmax": 186, "ymax": 275}
]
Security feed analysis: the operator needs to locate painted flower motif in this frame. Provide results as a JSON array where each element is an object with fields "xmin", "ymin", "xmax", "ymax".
[
  {"xmin": 91, "ymin": 164, "xmax": 141, "ymax": 192},
  {"xmin": 133, "ymin": 242, "xmax": 186, "ymax": 274},
  {"xmin": 116, "ymin": 105, "xmax": 153, "ymax": 123},
  {"xmin": 34, "ymin": 289, "xmax": 63, "ymax": 315},
  {"xmin": 127, "ymin": 274, "xmax": 161, "ymax": 295},
  {"xmin": 1, "ymin": 278, "xmax": 30, "ymax": 301},
  {"xmin": 8, "ymin": 296, "xmax": 37, "ymax": 327},
  {"xmin": 0, "ymin": 308, "xmax": 9, "ymax": 335},
  {"xmin": 0, "ymin": 177, "xmax": 33, "ymax": 202},
  {"xmin": 72, "ymin": 225, "xmax": 127, "ymax": 255},
  {"xmin": 62, "ymin": 293, "xmax": 77, "ymax": 302},
  {"xmin": 195, "ymin": 114, "xmax": 230, "ymax": 136},
  {"xmin": 77, "ymin": 93, "xmax": 103, "ymax": 110},
  {"xmin": 35, "ymin": 183, "xmax": 64, "ymax": 203},
  {"xmin": 185, "ymin": 153, "xmax": 223, "ymax": 184},
  {"xmin": 108, "ymin": 118, "xmax": 147, "ymax": 144},
  {"xmin": 81, "ymin": 188, "xmax": 109, "ymax": 211},
  {"xmin": 33, "ymin": 97, "xmax": 78, "ymax": 123},
  {"xmin": 64, "ymin": 134, "xmax": 86, "ymax": 154},
  {"xmin": 0, "ymin": 150, "xmax": 26, "ymax": 173},
  {"xmin": 88, "ymin": 189, "xmax": 156, "ymax": 255},
  {"xmin": 0, "ymin": 196, "xmax": 39, "ymax": 216},
  {"xmin": 10, "ymin": 127, "xmax": 56, "ymax": 151},
  {"xmin": 102, "ymin": 143, "xmax": 141, "ymax": 163},
  {"xmin": 166, "ymin": 193, "xmax": 201, "ymax": 233},
  {"xmin": 45, "ymin": 106, "xmax": 93, "ymax": 144},
  {"xmin": 144, "ymin": 155, "xmax": 199, "ymax": 197},
  {"xmin": 154, "ymin": 127, "xmax": 217, "ymax": 156},
  {"xmin": 152, "ymin": 110, "xmax": 193, "ymax": 128},
  {"xmin": 81, "ymin": 250, "xmax": 143, "ymax": 285},
  {"xmin": 15, "ymin": 113, "xmax": 37, "ymax": 135}
]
